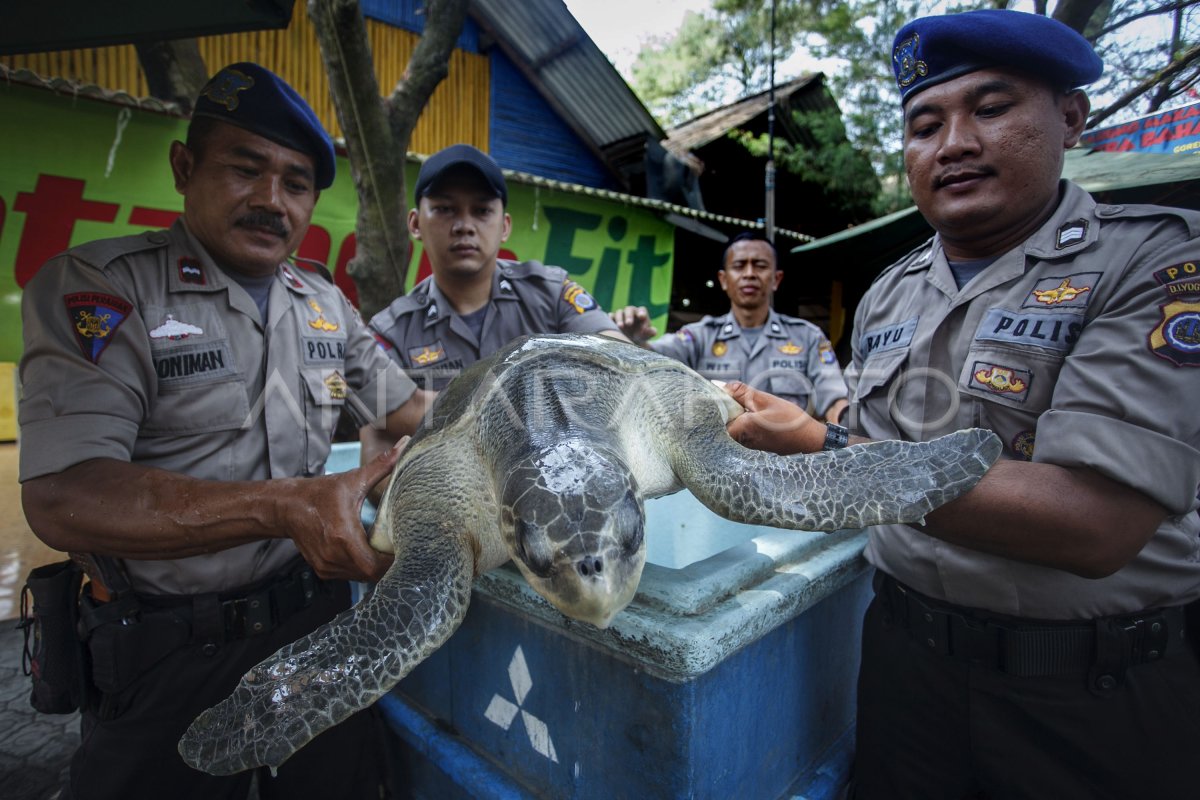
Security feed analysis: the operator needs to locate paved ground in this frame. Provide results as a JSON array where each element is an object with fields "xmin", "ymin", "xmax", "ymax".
[{"xmin": 0, "ymin": 621, "xmax": 76, "ymax": 800}]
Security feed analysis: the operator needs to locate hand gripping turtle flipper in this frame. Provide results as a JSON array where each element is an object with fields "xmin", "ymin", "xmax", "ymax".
[
  {"xmin": 177, "ymin": 510, "xmax": 476, "ymax": 775},
  {"xmin": 674, "ymin": 427, "xmax": 1003, "ymax": 532}
]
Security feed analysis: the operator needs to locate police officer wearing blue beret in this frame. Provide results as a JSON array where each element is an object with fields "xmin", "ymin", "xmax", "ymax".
[
  {"xmin": 724, "ymin": 10, "xmax": 1200, "ymax": 799},
  {"xmin": 19, "ymin": 63, "xmax": 433, "ymax": 797}
]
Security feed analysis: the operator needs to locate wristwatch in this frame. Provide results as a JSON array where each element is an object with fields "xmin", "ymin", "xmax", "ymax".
[{"xmin": 823, "ymin": 423, "xmax": 850, "ymax": 451}]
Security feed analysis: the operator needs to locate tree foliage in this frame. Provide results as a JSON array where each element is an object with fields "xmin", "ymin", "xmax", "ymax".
[{"xmin": 633, "ymin": 0, "xmax": 1200, "ymax": 215}]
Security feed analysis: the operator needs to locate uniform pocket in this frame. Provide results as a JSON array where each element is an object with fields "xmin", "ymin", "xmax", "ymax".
[{"xmin": 301, "ymin": 368, "xmax": 348, "ymax": 475}]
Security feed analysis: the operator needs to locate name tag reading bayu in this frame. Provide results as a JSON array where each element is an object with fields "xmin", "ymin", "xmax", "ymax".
[{"xmin": 860, "ymin": 317, "xmax": 918, "ymax": 358}]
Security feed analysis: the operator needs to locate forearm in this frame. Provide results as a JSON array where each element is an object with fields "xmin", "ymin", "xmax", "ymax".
[
  {"xmin": 914, "ymin": 459, "xmax": 1166, "ymax": 578},
  {"xmin": 22, "ymin": 458, "xmax": 305, "ymax": 559}
]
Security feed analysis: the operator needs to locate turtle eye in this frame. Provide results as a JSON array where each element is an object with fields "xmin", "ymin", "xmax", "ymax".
[{"xmin": 514, "ymin": 519, "xmax": 554, "ymax": 578}]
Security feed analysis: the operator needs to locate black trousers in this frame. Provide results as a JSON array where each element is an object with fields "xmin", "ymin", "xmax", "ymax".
[
  {"xmin": 852, "ymin": 588, "xmax": 1200, "ymax": 800},
  {"xmin": 66, "ymin": 581, "xmax": 387, "ymax": 800}
]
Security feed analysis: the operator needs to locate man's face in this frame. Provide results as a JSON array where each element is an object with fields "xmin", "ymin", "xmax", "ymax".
[
  {"xmin": 718, "ymin": 240, "xmax": 782, "ymax": 312},
  {"xmin": 409, "ymin": 170, "xmax": 511, "ymax": 282},
  {"xmin": 169, "ymin": 121, "xmax": 318, "ymax": 277},
  {"xmin": 902, "ymin": 68, "xmax": 1088, "ymax": 259}
]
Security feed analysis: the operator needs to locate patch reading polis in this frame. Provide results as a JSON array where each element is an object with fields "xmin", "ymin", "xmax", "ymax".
[
  {"xmin": 408, "ymin": 341, "xmax": 446, "ymax": 367},
  {"xmin": 860, "ymin": 317, "xmax": 918, "ymax": 359},
  {"xmin": 306, "ymin": 299, "xmax": 339, "ymax": 333},
  {"xmin": 149, "ymin": 314, "xmax": 204, "ymax": 341},
  {"xmin": 1148, "ymin": 298, "xmax": 1200, "ymax": 366},
  {"xmin": 893, "ymin": 34, "xmax": 927, "ymax": 87},
  {"xmin": 711, "ymin": 340, "xmax": 728, "ymax": 357},
  {"xmin": 969, "ymin": 362, "xmax": 1032, "ymax": 401},
  {"xmin": 819, "ymin": 340, "xmax": 837, "ymax": 365},
  {"xmin": 201, "ymin": 67, "xmax": 254, "ymax": 110},
  {"xmin": 777, "ymin": 341, "xmax": 803, "ymax": 355},
  {"xmin": 562, "ymin": 281, "xmax": 597, "ymax": 314},
  {"xmin": 1152, "ymin": 261, "xmax": 1200, "ymax": 297},
  {"xmin": 64, "ymin": 292, "xmax": 133, "ymax": 364},
  {"xmin": 1055, "ymin": 219, "xmax": 1089, "ymax": 249},
  {"xmin": 975, "ymin": 308, "xmax": 1081, "ymax": 353},
  {"xmin": 324, "ymin": 371, "xmax": 349, "ymax": 401},
  {"xmin": 178, "ymin": 257, "xmax": 206, "ymax": 285},
  {"xmin": 1022, "ymin": 273, "xmax": 1099, "ymax": 309},
  {"xmin": 1011, "ymin": 430, "xmax": 1036, "ymax": 461}
]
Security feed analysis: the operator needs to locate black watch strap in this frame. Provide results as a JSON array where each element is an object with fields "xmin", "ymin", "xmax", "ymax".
[{"xmin": 823, "ymin": 423, "xmax": 850, "ymax": 451}]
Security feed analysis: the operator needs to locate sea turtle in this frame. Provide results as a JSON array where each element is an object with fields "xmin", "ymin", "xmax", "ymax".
[{"xmin": 179, "ymin": 333, "xmax": 1001, "ymax": 774}]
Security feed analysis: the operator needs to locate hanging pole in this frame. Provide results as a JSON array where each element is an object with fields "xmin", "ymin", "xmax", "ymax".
[{"xmin": 765, "ymin": 0, "xmax": 777, "ymax": 241}]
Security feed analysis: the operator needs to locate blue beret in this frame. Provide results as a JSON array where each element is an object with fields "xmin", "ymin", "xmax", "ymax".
[
  {"xmin": 892, "ymin": 10, "xmax": 1103, "ymax": 104},
  {"xmin": 192, "ymin": 62, "xmax": 336, "ymax": 189},
  {"xmin": 415, "ymin": 144, "xmax": 508, "ymax": 206}
]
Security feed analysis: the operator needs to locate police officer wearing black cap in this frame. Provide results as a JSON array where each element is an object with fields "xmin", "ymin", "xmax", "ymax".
[
  {"xmin": 362, "ymin": 144, "xmax": 628, "ymax": 461},
  {"xmin": 19, "ymin": 62, "xmax": 432, "ymax": 798},
  {"xmin": 722, "ymin": 10, "xmax": 1200, "ymax": 799}
]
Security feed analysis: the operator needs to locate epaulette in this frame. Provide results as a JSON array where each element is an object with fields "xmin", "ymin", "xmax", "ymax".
[
  {"xmin": 497, "ymin": 259, "xmax": 564, "ymax": 284},
  {"xmin": 1093, "ymin": 203, "xmax": 1200, "ymax": 238},
  {"xmin": 368, "ymin": 280, "xmax": 432, "ymax": 329},
  {"xmin": 292, "ymin": 256, "xmax": 335, "ymax": 284},
  {"xmin": 874, "ymin": 235, "xmax": 936, "ymax": 283},
  {"xmin": 69, "ymin": 231, "xmax": 166, "ymax": 271}
]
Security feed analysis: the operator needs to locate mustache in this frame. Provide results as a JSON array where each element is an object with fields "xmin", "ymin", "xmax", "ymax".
[{"xmin": 236, "ymin": 212, "xmax": 289, "ymax": 238}]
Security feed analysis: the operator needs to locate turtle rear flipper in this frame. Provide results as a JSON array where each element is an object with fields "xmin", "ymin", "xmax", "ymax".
[
  {"xmin": 675, "ymin": 428, "xmax": 1003, "ymax": 532},
  {"xmin": 177, "ymin": 527, "xmax": 476, "ymax": 775}
]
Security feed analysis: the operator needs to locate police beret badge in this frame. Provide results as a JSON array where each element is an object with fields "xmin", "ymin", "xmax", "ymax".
[{"xmin": 893, "ymin": 34, "xmax": 927, "ymax": 88}]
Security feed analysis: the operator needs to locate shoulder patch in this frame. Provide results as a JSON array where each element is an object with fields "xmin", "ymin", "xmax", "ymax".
[
  {"xmin": 1152, "ymin": 260, "xmax": 1200, "ymax": 297},
  {"xmin": 1148, "ymin": 298, "xmax": 1200, "ymax": 366},
  {"xmin": 64, "ymin": 292, "xmax": 133, "ymax": 363},
  {"xmin": 562, "ymin": 280, "xmax": 598, "ymax": 314}
]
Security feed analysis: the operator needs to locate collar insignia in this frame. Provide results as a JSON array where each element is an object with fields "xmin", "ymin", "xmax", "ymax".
[
  {"xmin": 178, "ymin": 257, "xmax": 206, "ymax": 285},
  {"xmin": 500, "ymin": 279, "xmax": 513, "ymax": 294},
  {"xmin": 1055, "ymin": 219, "xmax": 1089, "ymax": 249},
  {"xmin": 280, "ymin": 264, "xmax": 304, "ymax": 289}
]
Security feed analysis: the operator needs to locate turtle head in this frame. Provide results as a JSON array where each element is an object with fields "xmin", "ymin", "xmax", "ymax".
[{"xmin": 500, "ymin": 441, "xmax": 646, "ymax": 629}]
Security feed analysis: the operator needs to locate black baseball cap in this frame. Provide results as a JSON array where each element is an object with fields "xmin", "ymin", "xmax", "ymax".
[{"xmin": 414, "ymin": 144, "xmax": 508, "ymax": 206}]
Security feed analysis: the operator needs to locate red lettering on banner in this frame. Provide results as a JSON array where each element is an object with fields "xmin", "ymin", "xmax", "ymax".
[
  {"xmin": 128, "ymin": 207, "xmax": 180, "ymax": 228},
  {"xmin": 1142, "ymin": 129, "xmax": 1169, "ymax": 147},
  {"xmin": 296, "ymin": 224, "xmax": 331, "ymax": 269},
  {"xmin": 333, "ymin": 233, "xmax": 358, "ymax": 306},
  {"xmin": 1169, "ymin": 119, "xmax": 1200, "ymax": 141},
  {"xmin": 13, "ymin": 175, "xmax": 119, "ymax": 287}
]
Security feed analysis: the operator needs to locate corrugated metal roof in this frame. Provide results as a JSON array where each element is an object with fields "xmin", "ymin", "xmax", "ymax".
[
  {"xmin": 665, "ymin": 75, "xmax": 826, "ymax": 155},
  {"xmin": 470, "ymin": 0, "xmax": 666, "ymax": 153}
]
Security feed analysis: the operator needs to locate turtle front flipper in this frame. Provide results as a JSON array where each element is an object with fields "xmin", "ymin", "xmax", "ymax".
[
  {"xmin": 674, "ymin": 427, "xmax": 1002, "ymax": 532},
  {"xmin": 177, "ymin": 524, "xmax": 476, "ymax": 775}
]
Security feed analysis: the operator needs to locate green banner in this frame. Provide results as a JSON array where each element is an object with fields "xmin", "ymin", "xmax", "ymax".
[{"xmin": 0, "ymin": 80, "xmax": 674, "ymax": 363}]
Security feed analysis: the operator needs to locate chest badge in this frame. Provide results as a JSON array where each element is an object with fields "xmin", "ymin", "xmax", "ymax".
[
  {"xmin": 777, "ymin": 341, "xmax": 802, "ymax": 355},
  {"xmin": 973, "ymin": 365, "xmax": 1028, "ymax": 394},
  {"xmin": 324, "ymin": 371, "xmax": 348, "ymax": 400},
  {"xmin": 307, "ymin": 299, "xmax": 340, "ymax": 332},
  {"xmin": 409, "ymin": 341, "xmax": 446, "ymax": 366},
  {"xmin": 711, "ymin": 341, "xmax": 728, "ymax": 357},
  {"xmin": 149, "ymin": 314, "xmax": 204, "ymax": 341},
  {"xmin": 1032, "ymin": 278, "xmax": 1091, "ymax": 305}
]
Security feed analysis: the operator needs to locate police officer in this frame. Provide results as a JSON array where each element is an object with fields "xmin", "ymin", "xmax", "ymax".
[
  {"xmin": 363, "ymin": 144, "xmax": 627, "ymax": 461},
  {"xmin": 723, "ymin": 11, "xmax": 1200, "ymax": 799},
  {"xmin": 18, "ymin": 63, "xmax": 431, "ymax": 798},
  {"xmin": 611, "ymin": 232, "xmax": 848, "ymax": 423}
]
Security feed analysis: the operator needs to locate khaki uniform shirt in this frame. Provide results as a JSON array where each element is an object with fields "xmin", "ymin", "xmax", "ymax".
[
  {"xmin": 650, "ymin": 309, "xmax": 848, "ymax": 416},
  {"xmin": 18, "ymin": 219, "xmax": 417, "ymax": 594},
  {"xmin": 368, "ymin": 260, "xmax": 618, "ymax": 390},
  {"xmin": 845, "ymin": 181, "xmax": 1200, "ymax": 619}
]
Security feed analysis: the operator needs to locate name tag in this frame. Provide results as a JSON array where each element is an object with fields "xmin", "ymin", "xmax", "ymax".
[
  {"xmin": 154, "ymin": 341, "xmax": 237, "ymax": 388},
  {"xmin": 861, "ymin": 317, "xmax": 918, "ymax": 358},
  {"xmin": 302, "ymin": 336, "xmax": 346, "ymax": 365}
]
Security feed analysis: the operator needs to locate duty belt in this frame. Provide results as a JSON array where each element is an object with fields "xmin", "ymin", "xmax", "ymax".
[
  {"xmin": 874, "ymin": 571, "xmax": 1188, "ymax": 679},
  {"xmin": 135, "ymin": 561, "xmax": 322, "ymax": 648}
]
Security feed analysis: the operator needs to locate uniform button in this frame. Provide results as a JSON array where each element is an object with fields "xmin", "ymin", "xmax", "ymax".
[
  {"xmin": 1095, "ymin": 674, "xmax": 1116, "ymax": 691},
  {"xmin": 253, "ymin": 622, "xmax": 264, "ymax": 632},
  {"xmin": 1098, "ymin": 205, "xmax": 1124, "ymax": 216},
  {"xmin": 1150, "ymin": 622, "xmax": 1162, "ymax": 635},
  {"xmin": 926, "ymin": 638, "xmax": 936, "ymax": 648},
  {"xmin": 201, "ymin": 642, "xmax": 219, "ymax": 657},
  {"xmin": 418, "ymin": 295, "xmax": 429, "ymax": 305},
  {"xmin": 923, "ymin": 613, "xmax": 933, "ymax": 623},
  {"xmin": 148, "ymin": 232, "xmax": 167, "ymax": 244}
]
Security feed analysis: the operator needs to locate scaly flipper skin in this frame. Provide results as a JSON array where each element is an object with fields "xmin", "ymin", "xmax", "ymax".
[{"xmin": 178, "ymin": 446, "xmax": 486, "ymax": 774}]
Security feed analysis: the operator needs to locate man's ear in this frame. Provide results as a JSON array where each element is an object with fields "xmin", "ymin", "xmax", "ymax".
[
  {"xmin": 717, "ymin": 269, "xmax": 729, "ymax": 292},
  {"xmin": 501, "ymin": 212, "xmax": 512, "ymax": 243},
  {"xmin": 772, "ymin": 270, "xmax": 784, "ymax": 292},
  {"xmin": 168, "ymin": 141, "xmax": 193, "ymax": 194},
  {"xmin": 407, "ymin": 206, "xmax": 421, "ymax": 239},
  {"xmin": 1061, "ymin": 90, "xmax": 1091, "ymax": 149}
]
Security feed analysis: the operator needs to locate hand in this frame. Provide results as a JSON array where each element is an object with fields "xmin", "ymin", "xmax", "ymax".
[
  {"xmin": 724, "ymin": 382, "xmax": 825, "ymax": 455},
  {"xmin": 284, "ymin": 437, "xmax": 409, "ymax": 582},
  {"xmin": 609, "ymin": 305, "xmax": 658, "ymax": 344}
]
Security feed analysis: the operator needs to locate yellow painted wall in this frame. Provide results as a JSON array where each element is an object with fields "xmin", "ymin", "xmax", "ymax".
[
  {"xmin": 1, "ymin": 13, "xmax": 489, "ymax": 154},
  {"xmin": 0, "ymin": 362, "xmax": 15, "ymax": 442}
]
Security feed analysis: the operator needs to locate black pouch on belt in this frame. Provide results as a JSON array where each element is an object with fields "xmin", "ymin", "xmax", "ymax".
[{"xmin": 17, "ymin": 559, "xmax": 86, "ymax": 714}]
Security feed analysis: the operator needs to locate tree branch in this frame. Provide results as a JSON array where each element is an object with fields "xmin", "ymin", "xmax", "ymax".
[
  {"xmin": 1087, "ymin": 42, "xmax": 1200, "ymax": 128},
  {"xmin": 386, "ymin": 0, "xmax": 470, "ymax": 150},
  {"xmin": 1087, "ymin": 0, "xmax": 1200, "ymax": 42}
]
